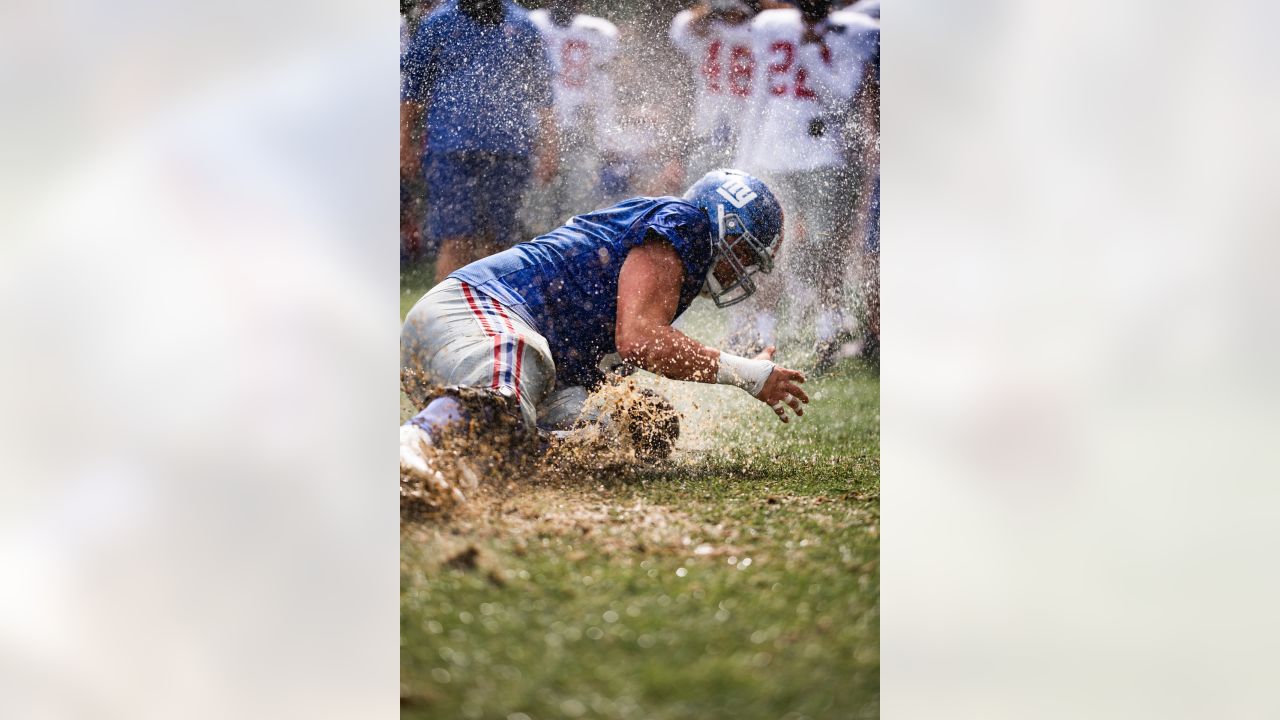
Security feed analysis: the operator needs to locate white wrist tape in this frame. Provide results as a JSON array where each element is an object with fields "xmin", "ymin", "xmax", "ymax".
[{"xmin": 716, "ymin": 352, "xmax": 774, "ymax": 398}]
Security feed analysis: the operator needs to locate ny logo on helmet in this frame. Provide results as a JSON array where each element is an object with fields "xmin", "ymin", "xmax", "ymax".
[{"xmin": 716, "ymin": 177, "xmax": 758, "ymax": 208}]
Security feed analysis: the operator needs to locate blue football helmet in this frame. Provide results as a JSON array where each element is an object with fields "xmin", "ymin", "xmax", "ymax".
[{"xmin": 683, "ymin": 169, "xmax": 784, "ymax": 308}]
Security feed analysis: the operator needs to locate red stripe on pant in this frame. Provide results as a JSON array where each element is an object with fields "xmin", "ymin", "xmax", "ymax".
[
  {"xmin": 486, "ymin": 298, "xmax": 525, "ymax": 400},
  {"xmin": 488, "ymin": 296, "xmax": 518, "ymax": 334},
  {"xmin": 461, "ymin": 283, "xmax": 523, "ymax": 397},
  {"xmin": 460, "ymin": 283, "xmax": 497, "ymax": 336},
  {"xmin": 513, "ymin": 337, "xmax": 525, "ymax": 402},
  {"xmin": 491, "ymin": 336, "xmax": 503, "ymax": 389}
]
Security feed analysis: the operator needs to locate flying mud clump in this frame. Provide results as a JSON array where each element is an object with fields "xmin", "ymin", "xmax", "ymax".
[{"xmin": 401, "ymin": 379, "xmax": 681, "ymax": 521}]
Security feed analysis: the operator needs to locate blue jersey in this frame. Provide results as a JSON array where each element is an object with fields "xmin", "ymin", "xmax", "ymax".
[
  {"xmin": 401, "ymin": 0, "xmax": 553, "ymax": 156},
  {"xmin": 451, "ymin": 198, "xmax": 716, "ymax": 388}
]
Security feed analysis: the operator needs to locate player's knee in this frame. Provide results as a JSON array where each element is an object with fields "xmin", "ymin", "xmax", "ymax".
[{"xmin": 537, "ymin": 385, "xmax": 591, "ymax": 431}]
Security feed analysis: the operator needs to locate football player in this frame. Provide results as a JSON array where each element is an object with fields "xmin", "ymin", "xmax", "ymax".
[
  {"xmin": 669, "ymin": 1, "xmax": 760, "ymax": 184},
  {"xmin": 729, "ymin": 0, "xmax": 879, "ymax": 370},
  {"xmin": 400, "ymin": 169, "xmax": 810, "ymax": 506},
  {"xmin": 401, "ymin": 0, "xmax": 559, "ymax": 284},
  {"xmin": 523, "ymin": 1, "xmax": 622, "ymax": 236}
]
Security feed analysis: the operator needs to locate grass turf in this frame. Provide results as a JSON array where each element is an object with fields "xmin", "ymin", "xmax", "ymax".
[{"xmin": 400, "ymin": 264, "xmax": 879, "ymax": 719}]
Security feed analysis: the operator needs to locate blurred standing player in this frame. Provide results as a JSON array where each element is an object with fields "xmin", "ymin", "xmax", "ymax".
[
  {"xmin": 730, "ymin": 0, "xmax": 879, "ymax": 368},
  {"xmin": 401, "ymin": 0, "xmax": 559, "ymax": 283},
  {"xmin": 843, "ymin": 2, "xmax": 879, "ymax": 354},
  {"xmin": 523, "ymin": 1, "xmax": 621, "ymax": 236},
  {"xmin": 669, "ymin": 1, "xmax": 759, "ymax": 183}
]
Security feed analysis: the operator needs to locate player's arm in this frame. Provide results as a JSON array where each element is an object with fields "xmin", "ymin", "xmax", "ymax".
[
  {"xmin": 400, "ymin": 18, "xmax": 433, "ymax": 182},
  {"xmin": 615, "ymin": 238, "xmax": 808, "ymax": 421},
  {"xmin": 683, "ymin": 4, "xmax": 714, "ymax": 39},
  {"xmin": 616, "ymin": 239, "xmax": 718, "ymax": 382},
  {"xmin": 529, "ymin": 31, "xmax": 560, "ymax": 185},
  {"xmin": 401, "ymin": 101, "xmax": 424, "ymax": 181}
]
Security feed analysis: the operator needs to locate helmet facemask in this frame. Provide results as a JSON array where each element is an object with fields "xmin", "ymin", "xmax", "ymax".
[{"xmin": 705, "ymin": 202, "xmax": 777, "ymax": 308}]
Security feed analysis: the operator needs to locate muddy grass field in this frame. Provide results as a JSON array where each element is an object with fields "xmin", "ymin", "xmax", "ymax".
[{"xmin": 401, "ymin": 265, "xmax": 879, "ymax": 719}]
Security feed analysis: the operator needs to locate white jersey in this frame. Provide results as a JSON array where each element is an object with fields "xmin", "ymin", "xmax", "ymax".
[
  {"xmin": 830, "ymin": 9, "xmax": 881, "ymax": 65},
  {"xmin": 669, "ymin": 9, "xmax": 757, "ymax": 141},
  {"xmin": 846, "ymin": 0, "xmax": 881, "ymax": 21},
  {"xmin": 734, "ymin": 8, "xmax": 879, "ymax": 174},
  {"xmin": 528, "ymin": 10, "xmax": 620, "ymax": 140}
]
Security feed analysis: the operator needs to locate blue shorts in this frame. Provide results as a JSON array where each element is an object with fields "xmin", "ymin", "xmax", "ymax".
[{"xmin": 424, "ymin": 152, "xmax": 532, "ymax": 246}]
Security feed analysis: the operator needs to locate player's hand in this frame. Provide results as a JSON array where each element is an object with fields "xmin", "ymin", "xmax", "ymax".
[{"xmin": 753, "ymin": 346, "xmax": 809, "ymax": 423}]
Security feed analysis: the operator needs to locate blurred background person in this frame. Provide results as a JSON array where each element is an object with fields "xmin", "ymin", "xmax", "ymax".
[
  {"xmin": 401, "ymin": 0, "xmax": 559, "ymax": 281},
  {"xmin": 522, "ymin": 0, "xmax": 621, "ymax": 236},
  {"xmin": 668, "ymin": 0, "xmax": 760, "ymax": 184},
  {"xmin": 843, "ymin": 2, "xmax": 878, "ymax": 357},
  {"xmin": 728, "ymin": 0, "xmax": 879, "ymax": 371}
]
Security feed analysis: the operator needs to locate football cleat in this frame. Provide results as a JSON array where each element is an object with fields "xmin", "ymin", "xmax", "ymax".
[{"xmin": 399, "ymin": 424, "xmax": 466, "ymax": 512}]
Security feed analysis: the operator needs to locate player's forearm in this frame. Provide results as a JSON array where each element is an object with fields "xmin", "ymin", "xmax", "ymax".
[
  {"xmin": 617, "ymin": 323, "xmax": 720, "ymax": 383},
  {"xmin": 619, "ymin": 323, "xmax": 778, "ymax": 399}
]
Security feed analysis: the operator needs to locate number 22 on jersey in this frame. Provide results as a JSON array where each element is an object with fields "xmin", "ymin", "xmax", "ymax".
[{"xmin": 766, "ymin": 40, "xmax": 829, "ymax": 100}]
